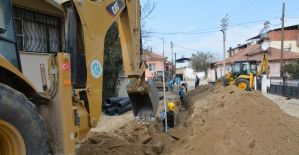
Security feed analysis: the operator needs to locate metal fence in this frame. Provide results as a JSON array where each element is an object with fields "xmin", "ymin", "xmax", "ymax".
[
  {"xmin": 256, "ymin": 77, "xmax": 262, "ymax": 91},
  {"xmin": 269, "ymin": 77, "xmax": 299, "ymax": 99},
  {"xmin": 13, "ymin": 6, "xmax": 62, "ymax": 53}
]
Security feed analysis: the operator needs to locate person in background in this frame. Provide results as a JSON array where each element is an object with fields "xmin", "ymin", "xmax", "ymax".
[
  {"xmin": 168, "ymin": 79, "xmax": 174, "ymax": 92},
  {"xmin": 171, "ymin": 78, "xmax": 176, "ymax": 89},
  {"xmin": 175, "ymin": 76, "xmax": 181, "ymax": 89},
  {"xmin": 195, "ymin": 76, "xmax": 200, "ymax": 88},
  {"xmin": 160, "ymin": 102, "xmax": 175, "ymax": 132},
  {"xmin": 182, "ymin": 82, "xmax": 188, "ymax": 92},
  {"xmin": 178, "ymin": 85, "xmax": 186, "ymax": 108}
]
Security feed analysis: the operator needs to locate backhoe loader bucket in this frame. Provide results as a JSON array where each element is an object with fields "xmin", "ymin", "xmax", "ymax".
[{"xmin": 127, "ymin": 81, "xmax": 159, "ymax": 122}]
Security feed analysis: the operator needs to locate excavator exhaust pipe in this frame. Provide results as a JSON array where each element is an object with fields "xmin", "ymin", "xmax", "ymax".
[{"xmin": 127, "ymin": 81, "xmax": 159, "ymax": 122}]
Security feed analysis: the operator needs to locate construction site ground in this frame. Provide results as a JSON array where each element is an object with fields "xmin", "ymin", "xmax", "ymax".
[{"xmin": 77, "ymin": 85, "xmax": 299, "ymax": 155}]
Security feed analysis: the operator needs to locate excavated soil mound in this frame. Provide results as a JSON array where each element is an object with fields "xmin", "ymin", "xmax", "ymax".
[
  {"xmin": 76, "ymin": 121, "xmax": 169, "ymax": 155},
  {"xmin": 77, "ymin": 85, "xmax": 299, "ymax": 155},
  {"xmin": 76, "ymin": 87, "xmax": 210, "ymax": 155},
  {"xmin": 171, "ymin": 85, "xmax": 299, "ymax": 155}
]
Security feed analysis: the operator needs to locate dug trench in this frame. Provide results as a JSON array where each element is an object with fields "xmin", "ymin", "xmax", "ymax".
[{"xmin": 77, "ymin": 85, "xmax": 299, "ymax": 155}]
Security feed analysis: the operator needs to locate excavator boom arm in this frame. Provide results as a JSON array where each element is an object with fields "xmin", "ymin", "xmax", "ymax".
[
  {"xmin": 72, "ymin": 0, "xmax": 158, "ymax": 125},
  {"xmin": 257, "ymin": 53, "xmax": 269, "ymax": 76}
]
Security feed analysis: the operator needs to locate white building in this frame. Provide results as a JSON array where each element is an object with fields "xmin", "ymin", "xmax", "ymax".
[{"xmin": 175, "ymin": 57, "xmax": 205, "ymax": 81}]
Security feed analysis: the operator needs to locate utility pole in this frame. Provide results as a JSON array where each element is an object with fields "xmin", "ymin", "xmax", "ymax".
[
  {"xmin": 280, "ymin": 1, "xmax": 285, "ymax": 78},
  {"xmin": 220, "ymin": 14, "xmax": 228, "ymax": 76},
  {"xmin": 174, "ymin": 52, "xmax": 177, "ymax": 77},
  {"xmin": 160, "ymin": 38, "xmax": 166, "ymax": 72},
  {"xmin": 159, "ymin": 37, "xmax": 167, "ymax": 132},
  {"xmin": 160, "ymin": 38, "xmax": 165, "ymax": 57},
  {"xmin": 170, "ymin": 41, "xmax": 174, "ymax": 79}
]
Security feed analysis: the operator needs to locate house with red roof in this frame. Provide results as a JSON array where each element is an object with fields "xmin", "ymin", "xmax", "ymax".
[
  {"xmin": 211, "ymin": 24, "xmax": 299, "ymax": 80},
  {"xmin": 251, "ymin": 24, "xmax": 299, "ymax": 53},
  {"xmin": 228, "ymin": 24, "xmax": 299, "ymax": 58},
  {"xmin": 214, "ymin": 45, "xmax": 299, "ymax": 79},
  {"xmin": 142, "ymin": 50, "xmax": 172, "ymax": 80}
]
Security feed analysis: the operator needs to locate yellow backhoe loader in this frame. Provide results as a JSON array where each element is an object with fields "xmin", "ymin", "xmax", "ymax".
[
  {"xmin": 0, "ymin": 0, "xmax": 158, "ymax": 154},
  {"xmin": 218, "ymin": 50, "xmax": 269, "ymax": 91}
]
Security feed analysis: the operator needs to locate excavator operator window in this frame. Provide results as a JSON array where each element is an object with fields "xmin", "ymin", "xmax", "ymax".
[
  {"xmin": 0, "ymin": 0, "xmax": 21, "ymax": 70},
  {"xmin": 232, "ymin": 62, "xmax": 242, "ymax": 79},
  {"xmin": 241, "ymin": 62, "xmax": 250, "ymax": 75},
  {"xmin": 250, "ymin": 63, "xmax": 257, "ymax": 75},
  {"xmin": 233, "ymin": 63, "xmax": 241, "ymax": 73}
]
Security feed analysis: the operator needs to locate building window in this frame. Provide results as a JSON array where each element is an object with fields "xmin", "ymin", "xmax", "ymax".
[
  {"xmin": 149, "ymin": 63, "xmax": 156, "ymax": 71},
  {"xmin": 13, "ymin": 6, "xmax": 61, "ymax": 53}
]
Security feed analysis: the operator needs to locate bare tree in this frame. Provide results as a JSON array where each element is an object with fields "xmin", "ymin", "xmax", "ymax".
[
  {"xmin": 141, "ymin": 0, "xmax": 156, "ymax": 20},
  {"xmin": 140, "ymin": 0, "xmax": 156, "ymax": 49}
]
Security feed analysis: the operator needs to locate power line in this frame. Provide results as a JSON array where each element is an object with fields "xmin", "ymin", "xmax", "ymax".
[
  {"xmin": 147, "ymin": 19, "xmax": 267, "ymax": 37},
  {"xmin": 147, "ymin": 30, "xmax": 219, "ymax": 35},
  {"xmin": 229, "ymin": 0, "xmax": 258, "ymax": 20},
  {"xmin": 145, "ymin": 17, "xmax": 292, "ymax": 38},
  {"xmin": 229, "ymin": 29, "xmax": 250, "ymax": 38},
  {"xmin": 172, "ymin": 44, "xmax": 199, "ymax": 53},
  {"xmin": 286, "ymin": 17, "xmax": 299, "ymax": 19},
  {"xmin": 145, "ymin": 18, "xmax": 283, "ymax": 40},
  {"xmin": 151, "ymin": 18, "xmax": 269, "ymax": 34},
  {"xmin": 229, "ymin": 19, "xmax": 266, "ymax": 27},
  {"xmin": 169, "ymin": 19, "xmax": 266, "ymax": 32},
  {"xmin": 229, "ymin": 0, "xmax": 254, "ymax": 17},
  {"xmin": 227, "ymin": 0, "xmax": 244, "ymax": 16}
]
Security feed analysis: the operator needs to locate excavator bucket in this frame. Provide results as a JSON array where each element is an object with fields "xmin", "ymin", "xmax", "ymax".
[{"xmin": 127, "ymin": 81, "xmax": 159, "ymax": 122}]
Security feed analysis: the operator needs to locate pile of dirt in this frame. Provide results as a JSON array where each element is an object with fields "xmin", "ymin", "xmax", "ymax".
[
  {"xmin": 171, "ymin": 85, "xmax": 299, "ymax": 155},
  {"xmin": 77, "ymin": 85, "xmax": 299, "ymax": 155}
]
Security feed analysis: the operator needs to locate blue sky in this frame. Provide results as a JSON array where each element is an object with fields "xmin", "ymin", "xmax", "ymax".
[{"xmin": 140, "ymin": 0, "xmax": 299, "ymax": 61}]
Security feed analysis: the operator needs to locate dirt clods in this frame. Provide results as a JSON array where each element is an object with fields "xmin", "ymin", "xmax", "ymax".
[
  {"xmin": 151, "ymin": 141, "xmax": 164, "ymax": 154},
  {"xmin": 141, "ymin": 135, "xmax": 153, "ymax": 144}
]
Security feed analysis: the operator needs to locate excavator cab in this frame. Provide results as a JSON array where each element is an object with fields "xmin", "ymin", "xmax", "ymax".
[{"xmin": 232, "ymin": 61, "xmax": 257, "ymax": 79}]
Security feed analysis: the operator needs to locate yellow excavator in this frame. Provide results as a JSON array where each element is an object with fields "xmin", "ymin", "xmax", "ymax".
[
  {"xmin": 0, "ymin": 0, "xmax": 158, "ymax": 154},
  {"xmin": 219, "ymin": 50, "xmax": 269, "ymax": 91},
  {"xmin": 219, "ymin": 22, "xmax": 271, "ymax": 91}
]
